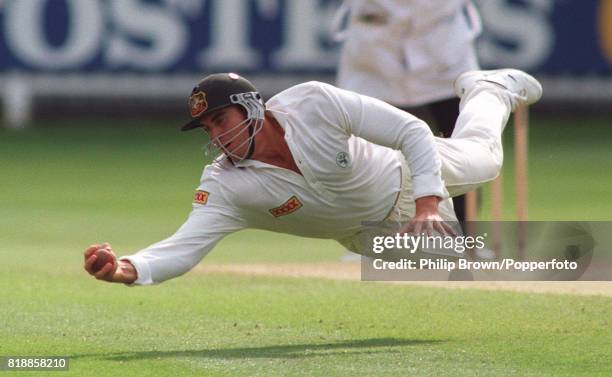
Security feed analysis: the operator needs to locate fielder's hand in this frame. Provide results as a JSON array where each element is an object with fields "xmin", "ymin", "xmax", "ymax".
[
  {"xmin": 83, "ymin": 243, "xmax": 137, "ymax": 284},
  {"xmin": 400, "ymin": 196, "xmax": 456, "ymax": 237}
]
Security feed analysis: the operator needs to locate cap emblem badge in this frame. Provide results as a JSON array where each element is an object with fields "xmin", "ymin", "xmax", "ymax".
[{"xmin": 189, "ymin": 90, "xmax": 208, "ymax": 118}]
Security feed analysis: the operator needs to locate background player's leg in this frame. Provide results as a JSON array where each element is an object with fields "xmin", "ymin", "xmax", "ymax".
[{"xmin": 428, "ymin": 98, "xmax": 460, "ymax": 138}]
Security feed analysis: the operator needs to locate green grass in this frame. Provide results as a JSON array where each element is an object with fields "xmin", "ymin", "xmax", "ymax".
[
  {"xmin": 2, "ymin": 272, "xmax": 612, "ymax": 376},
  {"xmin": 1, "ymin": 115, "xmax": 611, "ymax": 376}
]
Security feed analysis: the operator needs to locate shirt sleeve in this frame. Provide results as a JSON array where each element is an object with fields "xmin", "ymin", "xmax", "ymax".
[
  {"xmin": 120, "ymin": 202, "xmax": 245, "ymax": 285},
  {"xmin": 318, "ymin": 82, "xmax": 448, "ymax": 199}
]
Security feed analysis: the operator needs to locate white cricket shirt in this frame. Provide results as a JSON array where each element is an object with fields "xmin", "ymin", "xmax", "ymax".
[{"xmin": 122, "ymin": 82, "xmax": 448, "ymax": 284}]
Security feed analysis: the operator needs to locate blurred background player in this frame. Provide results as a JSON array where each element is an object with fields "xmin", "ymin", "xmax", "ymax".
[{"xmin": 333, "ymin": 0, "xmax": 482, "ymax": 226}]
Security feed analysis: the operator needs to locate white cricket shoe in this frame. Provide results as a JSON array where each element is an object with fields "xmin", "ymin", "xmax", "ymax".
[{"xmin": 454, "ymin": 69, "xmax": 543, "ymax": 109}]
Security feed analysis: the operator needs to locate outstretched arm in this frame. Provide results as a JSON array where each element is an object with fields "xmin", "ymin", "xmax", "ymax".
[{"xmin": 83, "ymin": 198, "xmax": 246, "ymax": 285}]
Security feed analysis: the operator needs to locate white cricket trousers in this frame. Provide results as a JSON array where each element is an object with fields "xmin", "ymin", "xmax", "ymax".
[
  {"xmin": 437, "ymin": 86, "xmax": 511, "ymax": 197},
  {"xmin": 390, "ymin": 86, "xmax": 512, "ymax": 223}
]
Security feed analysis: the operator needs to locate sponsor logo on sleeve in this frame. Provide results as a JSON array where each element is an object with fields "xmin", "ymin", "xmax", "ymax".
[
  {"xmin": 194, "ymin": 190, "xmax": 209, "ymax": 205},
  {"xmin": 269, "ymin": 195, "xmax": 303, "ymax": 217}
]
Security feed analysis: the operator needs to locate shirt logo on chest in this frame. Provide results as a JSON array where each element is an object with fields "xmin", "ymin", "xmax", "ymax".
[
  {"xmin": 269, "ymin": 196, "xmax": 303, "ymax": 217},
  {"xmin": 336, "ymin": 151, "xmax": 350, "ymax": 168}
]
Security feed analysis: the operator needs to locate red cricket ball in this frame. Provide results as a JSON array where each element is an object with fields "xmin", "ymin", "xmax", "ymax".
[{"xmin": 92, "ymin": 249, "xmax": 114, "ymax": 271}]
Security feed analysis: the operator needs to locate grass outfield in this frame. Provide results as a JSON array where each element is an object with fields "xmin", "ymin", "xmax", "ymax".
[
  {"xmin": 3, "ymin": 272, "xmax": 612, "ymax": 376},
  {"xmin": 1, "ymin": 114, "xmax": 611, "ymax": 376}
]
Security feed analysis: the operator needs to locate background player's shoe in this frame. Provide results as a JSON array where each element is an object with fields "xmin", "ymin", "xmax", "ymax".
[{"xmin": 454, "ymin": 69, "xmax": 542, "ymax": 110}]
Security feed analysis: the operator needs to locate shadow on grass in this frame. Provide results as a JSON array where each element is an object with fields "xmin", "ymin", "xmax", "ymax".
[{"xmin": 73, "ymin": 337, "xmax": 445, "ymax": 361}]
